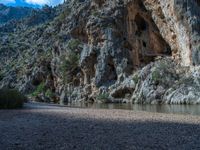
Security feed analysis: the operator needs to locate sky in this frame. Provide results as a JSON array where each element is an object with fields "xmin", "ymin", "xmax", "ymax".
[{"xmin": 0, "ymin": 0, "xmax": 64, "ymax": 7}]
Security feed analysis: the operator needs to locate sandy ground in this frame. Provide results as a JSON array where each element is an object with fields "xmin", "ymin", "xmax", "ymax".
[{"xmin": 0, "ymin": 102, "xmax": 200, "ymax": 150}]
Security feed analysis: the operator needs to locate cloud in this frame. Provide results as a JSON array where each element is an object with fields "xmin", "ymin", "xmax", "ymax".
[
  {"xmin": 0, "ymin": 0, "xmax": 64, "ymax": 6},
  {"xmin": 25, "ymin": 0, "xmax": 49, "ymax": 5},
  {"xmin": 25, "ymin": 0, "xmax": 64, "ymax": 6},
  {"xmin": 0, "ymin": 0, "xmax": 16, "ymax": 4}
]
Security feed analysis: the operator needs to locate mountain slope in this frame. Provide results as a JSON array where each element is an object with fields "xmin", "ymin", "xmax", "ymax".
[
  {"xmin": 0, "ymin": 5, "xmax": 58, "ymax": 33},
  {"xmin": 0, "ymin": 4, "xmax": 34, "ymax": 24}
]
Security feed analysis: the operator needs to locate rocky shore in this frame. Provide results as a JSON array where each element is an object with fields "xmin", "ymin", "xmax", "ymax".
[{"xmin": 1, "ymin": 102, "xmax": 200, "ymax": 150}]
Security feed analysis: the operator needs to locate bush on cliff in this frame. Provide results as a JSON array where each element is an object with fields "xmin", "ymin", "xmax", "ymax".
[
  {"xmin": 67, "ymin": 39, "xmax": 81, "ymax": 51},
  {"xmin": 96, "ymin": 93, "xmax": 110, "ymax": 103},
  {"xmin": 0, "ymin": 88, "xmax": 26, "ymax": 109},
  {"xmin": 60, "ymin": 50, "xmax": 80, "ymax": 83},
  {"xmin": 31, "ymin": 82, "xmax": 45, "ymax": 97}
]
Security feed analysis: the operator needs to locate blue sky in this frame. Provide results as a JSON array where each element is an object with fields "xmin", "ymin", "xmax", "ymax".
[{"xmin": 0, "ymin": 0, "xmax": 64, "ymax": 7}]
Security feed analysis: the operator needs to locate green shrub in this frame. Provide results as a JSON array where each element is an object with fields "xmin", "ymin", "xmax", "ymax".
[
  {"xmin": 68, "ymin": 51, "xmax": 80, "ymax": 68},
  {"xmin": 58, "ymin": 12, "xmax": 66, "ymax": 21},
  {"xmin": 97, "ymin": 93, "xmax": 109, "ymax": 100},
  {"xmin": 60, "ymin": 51, "xmax": 80, "ymax": 83},
  {"xmin": 57, "ymin": 7, "xmax": 71, "ymax": 21},
  {"xmin": 0, "ymin": 88, "xmax": 26, "ymax": 109},
  {"xmin": 45, "ymin": 89, "xmax": 54, "ymax": 98},
  {"xmin": 151, "ymin": 61, "xmax": 169, "ymax": 83},
  {"xmin": 96, "ymin": 93, "xmax": 110, "ymax": 103},
  {"xmin": 132, "ymin": 73, "xmax": 139, "ymax": 84},
  {"xmin": 67, "ymin": 39, "xmax": 81, "ymax": 50},
  {"xmin": 152, "ymin": 69, "xmax": 161, "ymax": 82},
  {"xmin": 32, "ymin": 82, "xmax": 45, "ymax": 97},
  {"xmin": 91, "ymin": 10, "xmax": 99, "ymax": 17}
]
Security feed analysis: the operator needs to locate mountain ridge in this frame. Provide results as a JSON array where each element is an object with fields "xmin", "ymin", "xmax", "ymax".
[{"xmin": 0, "ymin": 3, "xmax": 35, "ymax": 25}]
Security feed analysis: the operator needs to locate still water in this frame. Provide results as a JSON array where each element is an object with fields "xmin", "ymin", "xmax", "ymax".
[{"xmin": 66, "ymin": 102, "xmax": 200, "ymax": 116}]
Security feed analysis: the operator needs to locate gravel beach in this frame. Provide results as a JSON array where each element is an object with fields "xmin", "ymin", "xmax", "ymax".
[{"xmin": 0, "ymin": 102, "xmax": 200, "ymax": 150}]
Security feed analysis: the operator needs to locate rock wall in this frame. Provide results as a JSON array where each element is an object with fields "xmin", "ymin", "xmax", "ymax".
[
  {"xmin": 68, "ymin": 0, "xmax": 200, "ymax": 104},
  {"xmin": 142, "ymin": 0, "xmax": 200, "ymax": 66},
  {"xmin": 126, "ymin": 0, "xmax": 171, "ymax": 68}
]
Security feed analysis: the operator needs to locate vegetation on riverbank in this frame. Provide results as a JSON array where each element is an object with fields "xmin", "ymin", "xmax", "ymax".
[{"xmin": 0, "ymin": 88, "xmax": 26, "ymax": 109}]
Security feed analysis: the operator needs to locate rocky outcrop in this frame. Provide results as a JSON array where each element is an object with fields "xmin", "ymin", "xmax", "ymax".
[
  {"xmin": 132, "ymin": 58, "xmax": 179, "ymax": 104},
  {"xmin": 142, "ymin": 0, "xmax": 200, "ymax": 66},
  {"xmin": 163, "ymin": 67, "xmax": 200, "ymax": 104},
  {"xmin": 126, "ymin": 0, "xmax": 171, "ymax": 68},
  {"xmin": 75, "ymin": 0, "xmax": 173, "ymax": 102},
  {"xmin": 0, "ymin": 0, "xmax": 200, "ymax": 104}
]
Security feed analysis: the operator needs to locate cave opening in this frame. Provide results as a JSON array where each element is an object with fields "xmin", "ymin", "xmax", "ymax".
[
  {"xmin": 197, "ymin": 0, "xmax": 200, "ymax": 6},
  {"xmin": 135, "ymin": 14, "xmax": 147, "ymax": 32},
  {"xmin": 32, "ymin": 79, "xmax": 41, "ymax": 86},
  {"xmin": 142, "ymin": 41, "xmax": 146, "ymax": 47},
  {"xmin": 83, "ymin": 53, "xmax": 97, "ymax": 85},
  {"xmin": 126, "ymin": 3, "xmax": 172, "ymax": 69},
  {"xmin": 111, "ymin": 88, "xmax": 132, "ymax": 99},
  {"xmin": 107, "ymin": 60, "xmax": 117, "ymax": 81},
  {"xmin": 73, "ymin": 78, "xmax": 80, "ymax": 87}
]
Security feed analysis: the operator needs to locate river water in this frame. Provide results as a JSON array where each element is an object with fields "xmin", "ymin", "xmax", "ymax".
[{"xmin": 66, "ymin": 103, "xmax": 200, "ymax": 116}]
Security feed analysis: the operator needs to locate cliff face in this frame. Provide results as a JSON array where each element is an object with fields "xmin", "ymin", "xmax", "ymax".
[
  {"xmin": 0, "ymin": 0, "xmax": 200, "ymax": 104},
  {"xmin": 142, "ymin": 0, "xmax": 200, "ymax": 66}
]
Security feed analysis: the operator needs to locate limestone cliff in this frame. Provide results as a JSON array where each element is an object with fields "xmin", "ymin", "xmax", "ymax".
[{"xmin": 0, "ymin": 0, "xmax": 199, "ymax": 104}]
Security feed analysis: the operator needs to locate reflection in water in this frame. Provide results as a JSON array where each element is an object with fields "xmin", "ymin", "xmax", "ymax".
[{"xmin": 66, "ymin": 103, "xmax": 200, "ymax": 116}]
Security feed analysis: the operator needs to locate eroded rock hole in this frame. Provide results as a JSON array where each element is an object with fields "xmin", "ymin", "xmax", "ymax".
[
  {"xmin": 196, "ymin": 0, "xmax": 200, "ymax": 6},
  {"xmin": 83, "ymin": 53, "xmax": 97, "ymax": 84},
  {"xmin": 107, "ymin": 59, "xmax": 117, "ymax": 81},
  {"xmin": 73, "ymin": 77, "xmax": 80, "ymax": 87},
  {"xmin": 32, "ymin": 79, "xmax": 41, "ymax": 86},
  {"xmin": 142, "ymin": 41, "xmax": 146, "ymax": 47},
  {"xmin": 112, "ymin": 88, "xmax": 132, "ymax": 99},
  {"xmin": 127, "ymin": 2, "xmax": 172, "ymax": 68},
  {"xmin": 138, "ymin": 0, "xmax": 147, "ymax": 11},
  {"xmin": 108, "ymin": 64, "xmax": 117, "ymax": 81},
  {"xmin": 135, "ymin": 14, "xmax": 147, "ymax": 32}
]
